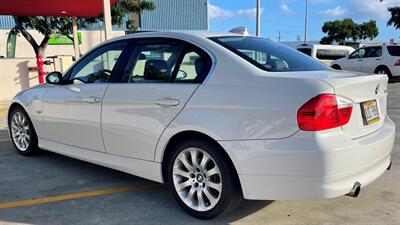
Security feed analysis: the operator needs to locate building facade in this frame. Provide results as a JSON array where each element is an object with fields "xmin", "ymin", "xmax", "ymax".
[{"xmin": 0, "ymin": 0, "xmax": 209, "ymax": 58}]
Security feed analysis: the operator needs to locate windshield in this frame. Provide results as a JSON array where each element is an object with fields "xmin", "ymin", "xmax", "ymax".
[
  {"xmin": 210, "ymin": 36, "xmax": 329, "ymax": 72},
  {"xmin": 387, "ymin": 46, "xmax": 400, "ymax": 56}
]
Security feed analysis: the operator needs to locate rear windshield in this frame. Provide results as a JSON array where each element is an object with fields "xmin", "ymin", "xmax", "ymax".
[
  {"xmin": 387, "ymin": 46, "xmax": 400, "ymax": 56},
  {"xmin": 210, "ymin": 36, "xmax": 328, "ymax": 72},
  {"xmin": 297, "ymin": 48, "xmax": 312, "ymax": 56}
]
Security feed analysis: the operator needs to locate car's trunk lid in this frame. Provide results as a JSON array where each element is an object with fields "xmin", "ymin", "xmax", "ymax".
[{"xmin": 321, "ymin": 74, "xmax": 388, "ymax": 139}]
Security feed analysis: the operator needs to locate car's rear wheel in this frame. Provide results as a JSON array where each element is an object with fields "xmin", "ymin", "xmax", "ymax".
[
  {"xmin": 331, "ymin": 64, "xmax": 341, "ymax": 70},
  {"xmin": 167, "ymin": 139, "xmax": 242, "ymax": 219},
  {"xmin": 8, "ymin": 107, "xmax": 39, "ymax": 156},
  {"xmin": 375, "ymin": 67, "xmax": 393, "ymax": 81}
]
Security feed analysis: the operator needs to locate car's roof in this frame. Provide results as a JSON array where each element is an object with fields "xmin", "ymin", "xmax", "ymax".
[
  {"xmin": 297, "ymin": 44, "xmax": 354, "ymax": 50},
  {"xmin": 361, "ymin": 43, "xmax": 399, "ymax": 47},
  {"xmin": 111, "ymin": 30, "xmax": 240, "ymax": 42},
  {"xmin": 148, "ymin": 30, "xmax": 239, "ymax": 38}
]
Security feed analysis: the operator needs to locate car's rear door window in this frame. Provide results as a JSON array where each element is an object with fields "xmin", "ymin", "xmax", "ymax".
[
  {"xmin": 364, "ymin": 47, "xmax": 382, "ymax": 58},
  {"xmin": 123, "ymin": 42, "xmax": 184, "ymax": 83},
  {"xmin": 122, "ymin": 38, "xmax": 212, "ymax": 83},
  {"xmin": 211, "ymin": 36, "xmax": 328, "ymax": 72},
  {"xmin": 175, "ymin": 49, "xmax": 211, "ymax": 83}
]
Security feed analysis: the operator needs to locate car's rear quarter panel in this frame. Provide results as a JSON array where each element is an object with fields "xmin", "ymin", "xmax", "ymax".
[{"xmin": 155, "ymin": 62, "xmax": 335, "ymax": 163}]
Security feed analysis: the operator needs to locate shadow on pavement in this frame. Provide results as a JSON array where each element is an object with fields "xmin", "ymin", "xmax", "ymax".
[{"xmin": 0, "ymin": 147, "xmax": 272, "ymax": 225}]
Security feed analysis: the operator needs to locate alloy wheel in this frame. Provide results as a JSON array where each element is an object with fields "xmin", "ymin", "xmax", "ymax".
[
  {"xmin": 10, "ymin": 112, "xmax": 31, "ymax": 151},
  {"xmin": 172, "ymin": 148, "xmax": 223, "ymax": 212},
  {"xmin": 377, "ymin": 70, "xmax": 386, "ymax": 74}
]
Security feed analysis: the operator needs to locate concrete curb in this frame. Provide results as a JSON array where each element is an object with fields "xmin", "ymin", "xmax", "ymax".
[{"xmin": 0, "ymin": 102, "xmax": 10, "ymax": 130}]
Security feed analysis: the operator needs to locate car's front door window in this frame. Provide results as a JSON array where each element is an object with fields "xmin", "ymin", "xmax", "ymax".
[
  {"xmin": 349, "ymin": 48, "xmax": 366, "ymax": 59},
  {"xmin": 69, "ymin": 42, "xmax": 126, "ymax": 83}
]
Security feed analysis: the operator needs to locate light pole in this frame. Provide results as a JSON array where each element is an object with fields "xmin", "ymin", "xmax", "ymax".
[
  {"xmin": 256, "ymin": 0, "xmax": 261, "ymax": 37},
  {"xmin": 72, "ymin": 17, "xmax": 80, "ymax": 60},
  {"xmin": 304, "ymin": 0, "xmax": 308, "ymax": 44},
  {"xmin": 103, "ymin": 0, "xmax": 112, "ymax": 41}
]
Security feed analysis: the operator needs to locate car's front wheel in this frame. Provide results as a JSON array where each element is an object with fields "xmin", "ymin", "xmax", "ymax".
[
  {"xmin": 8, "ymin": 106, "xmax": 39, "ymax": 156},
  {"xmin": 168, "ymin": 138, "xmax": 242, "ymax": 219}
]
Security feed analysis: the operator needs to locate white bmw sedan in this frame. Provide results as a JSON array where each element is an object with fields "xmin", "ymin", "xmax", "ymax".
[{"xmin": 8, "ymin": 31, "xmax": 395, "ymax": 219}]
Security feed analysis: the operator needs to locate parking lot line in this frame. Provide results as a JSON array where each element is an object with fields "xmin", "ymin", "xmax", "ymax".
[
  {"xmin": 0, "ymin": 138, "xmax": 10, "ymax": 143},
  {"xmin": 0, "ymin": 183, "xmax": 162, "ymax": 209}
]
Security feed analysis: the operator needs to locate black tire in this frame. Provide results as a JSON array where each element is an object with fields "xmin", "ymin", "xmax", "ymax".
[
  {"xmin": 331, "ymin": 64, "xmax": 341, "ymax": 70},
  {"xmin": 167, "ymin": 138, "xmax": 242, "ymax": 219},
  {"xmin": 8, "ymin": 106, "xmax": 40, "ymax": 156},
  {"xmin": 375, "ymin": 67, "xmax": 393, "ymax": 81}
]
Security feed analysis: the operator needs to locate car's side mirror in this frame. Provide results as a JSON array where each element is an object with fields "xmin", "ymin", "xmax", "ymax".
[
  {"xmin": 176, "ymin": 70, "xmax": 188, "ymax": 80},
  {"xmin": 46, "ymin": 71, "xmax": 63, "ymax": 84}
]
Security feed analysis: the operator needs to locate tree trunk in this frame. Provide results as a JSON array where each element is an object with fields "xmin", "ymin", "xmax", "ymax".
[{"xmin": 13, "ymin": 16, "xmax": 50, "ymax": 84}]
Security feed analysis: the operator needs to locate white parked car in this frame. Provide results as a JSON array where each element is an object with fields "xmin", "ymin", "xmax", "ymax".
[
  {"xmin": 331, "ymin": 44, "xmax": 400, "ymax": 79},
  {"xmin": 297, "ymin": 44, "xmax": 354, "ymax": 66},
  {"xmin": 8, "ymin": 32, "xmax": 395, "ymax": 219}
]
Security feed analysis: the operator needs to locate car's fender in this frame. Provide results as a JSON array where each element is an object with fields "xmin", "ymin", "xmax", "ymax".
[{"xmin": 8, "ymin": 84, "xmax": 51, "ymax": 139}]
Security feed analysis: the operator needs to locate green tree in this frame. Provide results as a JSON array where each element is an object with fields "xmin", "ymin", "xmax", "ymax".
[
  {"xmin": 321, "ymin": 18, "xmax": 379, "ymax": 44},
  {"xmin": 12, "ymin": 0, "xmax": 155, "ymax": 60},
  {"xmin": 360, "ymin": 20, "xmax": 379, "ymax": 40},
  {"xmin": 387, "ymin": 6, "xmax": 400, "ymax": 29},
  {"xmin": 379, "ymin": 0, "xmax": 400, "ymax": 30},
  {"xmin": 57, "ymin": 0, "xmax": 155, "ymax": 41}
]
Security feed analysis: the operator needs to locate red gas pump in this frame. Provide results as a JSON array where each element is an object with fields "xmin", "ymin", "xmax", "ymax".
[{"xmin": 36, "ymin": 55, "xmax": 49, "ymax": 84}]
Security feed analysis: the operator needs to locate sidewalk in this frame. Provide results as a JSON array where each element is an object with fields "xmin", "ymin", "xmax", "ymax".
[{"xmin": 0, "ymin": 101, "xmax": 10, "ymax": 131}]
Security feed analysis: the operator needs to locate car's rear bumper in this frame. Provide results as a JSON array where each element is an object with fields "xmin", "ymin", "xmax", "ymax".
[
  {"xmin": 219, "ymin": 116, "xmax": 395, "ymax": 200},
  {"xmin": 388, "ymin": 65, "xmax": 400, "ymax": 77}
]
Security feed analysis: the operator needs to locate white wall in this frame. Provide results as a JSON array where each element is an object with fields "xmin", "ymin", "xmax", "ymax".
[
  {"xmin": 0, "ymin": 58, "xmax": 54, "ymax": 101},
  {"xmin": 0, "ymin": 29, "xmax": 125, "ymax": 102}
]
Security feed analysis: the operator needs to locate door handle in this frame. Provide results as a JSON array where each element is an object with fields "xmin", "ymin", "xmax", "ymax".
[
  {"xmin": 154, "ymin": 98, "xmax": 180, "ymax": 107},
  {"xmin": 82, "ymin": 97, "xmax": 100, "ymax": 104},
  {"xmin": 376, "ymin": 58, "xmax": 381, "ymax": 61},
  {"xmin": 358, "ymin": 59, "xmax": 363, "ymax": 62}
]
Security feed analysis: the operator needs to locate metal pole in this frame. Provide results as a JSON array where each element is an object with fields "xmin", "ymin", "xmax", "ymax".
[
  {"xmin": 72, "ymin": 17, "xmax": 80, "ymax": 60},
  {"xmin": 103, "ymin": 0, "xmax": 112, "ymax": 40},
  {"xmin": 256, "ymin": 0, "xmax": 261, "ymax": 37},
  {"xmin": 304, "ymin": 0, "xmax": 308, "ymax": 44},
  {"xmin": 207, "ymin": 0, "xmax": 210, "ymax": 31}
]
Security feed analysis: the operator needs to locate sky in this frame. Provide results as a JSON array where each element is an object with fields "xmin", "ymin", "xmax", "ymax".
[{"xmin": 208, "ymin": 0, "xmax": 400, "ymax": 42}]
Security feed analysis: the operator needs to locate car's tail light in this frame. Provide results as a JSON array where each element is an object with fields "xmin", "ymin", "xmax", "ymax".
[
  {"xmin": 394, "ymin": 59, "xmax": 400, "ymax": 66},
  {"xmin": 297, "ymin": 94, "xmax": 353, "ymax": 131}
]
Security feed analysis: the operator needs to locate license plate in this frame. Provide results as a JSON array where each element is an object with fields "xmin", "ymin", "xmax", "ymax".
[{"xmin": 361, "ymin": 100, "xmax": 380, "ymax": 125}]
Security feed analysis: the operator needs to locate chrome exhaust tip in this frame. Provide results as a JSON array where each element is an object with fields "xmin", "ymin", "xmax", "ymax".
[
  {"xmin": 346, "ymin": 182, "xmax": 361, "ymax": 198},
  {"xmin": 387, "ymin": 161, "xmax": 392, "ymax": 171}
]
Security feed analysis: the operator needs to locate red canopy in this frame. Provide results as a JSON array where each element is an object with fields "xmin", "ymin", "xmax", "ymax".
[{"xmin": 0, "ymin": 0, "xmax": 117, "ymax": 17}]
